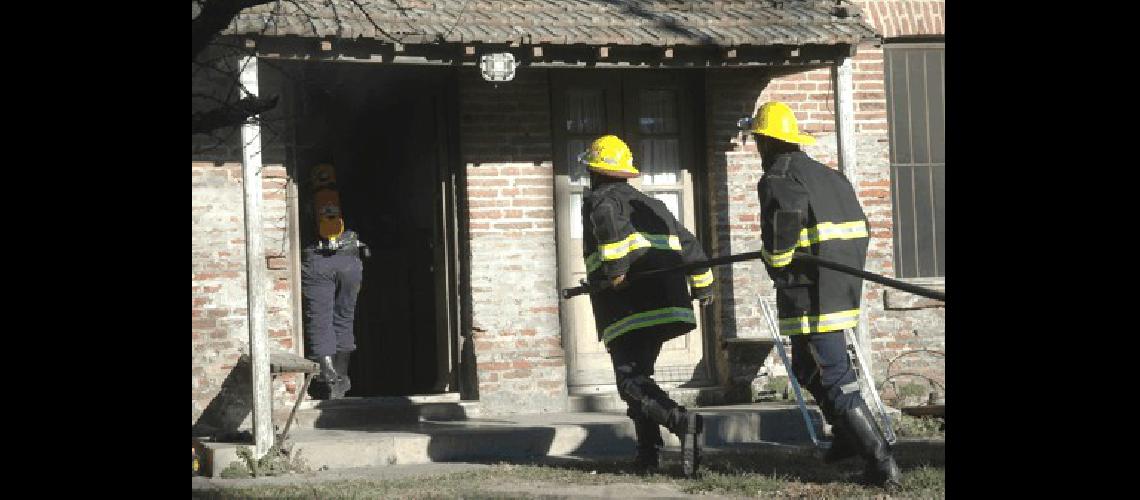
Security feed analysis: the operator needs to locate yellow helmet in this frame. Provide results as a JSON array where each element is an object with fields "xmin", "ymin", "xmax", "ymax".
[
  {"xmin": 750, "ymin": 101, "xmax": 816, "ymax": 146},
  {"xmin": 311, "ymin": 163, "xmax": 337, "ymax": 189},
  {"xmin": 578, "ymin": 135, "xmax": 639, "ymax": 178}
]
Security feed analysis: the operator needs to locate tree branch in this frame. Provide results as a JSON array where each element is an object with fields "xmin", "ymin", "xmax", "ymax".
[
  {"xmin": 192, "ymin": 0, "xmax": 277, "ymax": 59},
  {"xmin": 192, "ymin": 95, "xmax": 280, "ymax": 135}
]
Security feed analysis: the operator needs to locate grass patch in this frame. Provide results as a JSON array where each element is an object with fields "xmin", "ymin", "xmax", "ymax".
[
  {"xmin": 194, "ymin": 465, "xmax": 641, "ymax": 500},
  {"xmin": 218, "ymin": 442, "xmax": 311, "ymax": 479},
  {"xmin": 681, "ymin": 471, "xmax": 786, "ymax": 496},
  {"xmin": 194, "ymin": 476, "xmax": 524, "ymax": 499},
  {"xmin": 764, "ymin": 375, "xmax": 789, "ymax": 395},
  {"xmin": 196, "ymin": 448, "xmax": 945, "ymax": 499},
  {"xmin": 892, "ymin": 413, "xmax": 945, "ymax": 438},
  {"xmin": 897, "ymin": 382, "xmax": 928, "ymax": 399},
  {"xmin": 901, "ymin": 465, "xmax": 945, "ymax": 491}
]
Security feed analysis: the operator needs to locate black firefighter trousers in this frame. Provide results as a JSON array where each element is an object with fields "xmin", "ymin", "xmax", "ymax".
[
  {"xmin": 789, "ymin": 330, "xmax": 863, "ymax": 422},
  {"xmin": 301, "ymin": 249, "xmax": 363, "ymax": 358},
  {"xmin": 607, "ymin": 330, "xmax": 683, "ymax": 449}
]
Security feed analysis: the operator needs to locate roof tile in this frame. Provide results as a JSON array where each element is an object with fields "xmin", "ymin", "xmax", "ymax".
[{"xmin": 225, "ymin": 0, "xmax": 878, "ymax": 47}]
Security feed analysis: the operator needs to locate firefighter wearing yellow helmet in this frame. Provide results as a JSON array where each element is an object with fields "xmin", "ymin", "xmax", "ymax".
[
  {"xmin": 578, "ymin": 134, "xmax": 713, "ymax": 477},
  {"xmin": 578, "ymin": 134, "xmax": 640, "ymax": 178},
  {"xmin": 302, "ymin": 163, "xmax": 370, "ymax": 400},
  {"xmin": 748, "ymin": 102, "xmax": 900, "ymax": 488}
]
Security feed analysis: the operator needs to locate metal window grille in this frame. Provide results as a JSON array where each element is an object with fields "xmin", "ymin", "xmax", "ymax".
[{"xmin": 884, "ymin": 43, "xmax": 945, "ymax": 278}]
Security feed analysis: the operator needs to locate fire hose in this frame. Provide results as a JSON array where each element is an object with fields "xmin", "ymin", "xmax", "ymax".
[{"xmin": 559, "ymin": 250, "xmax": 945, "ymax": 301}]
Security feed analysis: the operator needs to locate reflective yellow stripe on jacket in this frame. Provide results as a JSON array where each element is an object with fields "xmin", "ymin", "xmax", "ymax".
[
  {"xmin": 761, "ymin": 245, "xmax": 797, "ymax": 268},
  {"xmin": 764, "ymin": 220, "xmax": 868, "ymax": 268},
  {"xmin": 602, "ymin": 307, "xmax": 697, "ymax": 344},
  {"xmin": 798, "ymin": 221, "xmax": 869, "ymax": 246},
  {"xmin": 585, "ymin": 233, "xmax": 682, "ymax": 273},
  {"xmin": 689, "ymin": 269, "xmax": 714, "ymax": 288},
  {"xmin": 779, "ymin": 308, "xmax": 861, "ymax": 335}
]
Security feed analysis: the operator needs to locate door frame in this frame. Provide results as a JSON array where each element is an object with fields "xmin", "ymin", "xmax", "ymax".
[
  {"xmin": 550, "ymin": 68, "xmax": 718, "ymax": 389},
  {"xmin": 278, "ymin": 61, "xmax": 468, "ymax": 396}
]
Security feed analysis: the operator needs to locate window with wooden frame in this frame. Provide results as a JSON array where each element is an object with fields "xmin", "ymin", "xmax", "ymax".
[{"xmin": 884, "ymin": 42, "xmax": 945, "ymax": 278}]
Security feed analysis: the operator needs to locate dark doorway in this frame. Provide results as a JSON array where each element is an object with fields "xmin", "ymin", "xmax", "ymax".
[{"xmin": 287, "ymin": 62, "xmax": 460, "ymax": 396}]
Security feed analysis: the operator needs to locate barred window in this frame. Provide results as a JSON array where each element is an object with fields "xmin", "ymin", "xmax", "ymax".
[{"xmin": 885, "ymin": 43, "xmax": 945, "ymax": 278}]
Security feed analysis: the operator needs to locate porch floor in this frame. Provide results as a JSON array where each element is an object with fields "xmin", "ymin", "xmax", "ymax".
[{"xmin": 199, "ymin": 402, "xmax": 848, "ymax": 477}]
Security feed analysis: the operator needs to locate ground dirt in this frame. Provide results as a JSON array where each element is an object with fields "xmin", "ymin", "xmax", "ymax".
[{"xmin": 192, "ymin": 442, "xmax": 945, "ymax": 499}]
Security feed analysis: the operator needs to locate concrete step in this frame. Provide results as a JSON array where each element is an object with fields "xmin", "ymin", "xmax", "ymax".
[
  {"xmin": 273, "ymin": 393, "xmax": 480, "ymax": 430},
  {"xmin": 567, "ymin": 386, "xmax": 731, "ymax": 412},
  {"xmin": 201, "ymin": 403, "xmax": 835, "ymax": 477},
  {"xmin": 282, "ymin": 388, "xmax": 732, "ymax": 431}
]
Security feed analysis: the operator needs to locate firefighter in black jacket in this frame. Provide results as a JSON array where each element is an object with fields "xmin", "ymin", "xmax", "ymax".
[
  {"xmin": 748, "ymin": 102, "xmax": 900, "ymax": 488},
  {"xmin": 579, "ymin": 135, "xmax": 714, "ymax": 477}
]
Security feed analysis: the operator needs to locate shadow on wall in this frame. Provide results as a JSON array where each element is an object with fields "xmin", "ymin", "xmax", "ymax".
[
  {"xmin": 702, "ymin": 69, "xmax": 792, "ymax": 400},
  {"xmin": 193, "ymin": 364, "xmax": 253, "ymax": 440},
  {"xmin": 705, "ymin": 71, "xmax": 769, "ymax": 341}
]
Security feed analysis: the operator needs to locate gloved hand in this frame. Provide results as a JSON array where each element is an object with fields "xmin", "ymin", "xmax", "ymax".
[
  {"xmin": 611, "ymin": 274, "xmax": 629, "ymax": 291},
  {"xmin": 692, "ymin": 287, "xmax": 715, "ymax": 307}
]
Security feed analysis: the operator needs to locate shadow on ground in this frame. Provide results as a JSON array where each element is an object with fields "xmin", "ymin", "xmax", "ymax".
[{"xmin": 475, "ymin": 439, "xmax": 945, "ymax": 486}]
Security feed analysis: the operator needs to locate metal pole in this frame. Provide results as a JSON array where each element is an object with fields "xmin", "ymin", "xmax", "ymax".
[
  {"xmin": 761, "ymin": 301, "xmax": 820, "ymax": 448},
  {"xmin": 239, "ymin": 55, "xmax": 274, "ymax": 459},
  {"xmin": 832, "ymin": 54, "xmax": 875, "ymax": 380},
  {"xmin": 792, "ymin": 253, "xmax": 945, "ymax": 302},
  {"xmin": 560, "ymin": 250, "xmax": 944, "ymax": 302}
]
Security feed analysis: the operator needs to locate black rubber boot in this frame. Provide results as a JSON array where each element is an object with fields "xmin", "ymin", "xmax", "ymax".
[
  {"xmin": 332, "ymin": 351, "xmax": 352, "ymax": 398},
  {"xmin": 631, "ymin": 416, "xmax": 662, "ymax": 474},
  {"xmin": 680, "ymin": 410, "xmax": 704, "ymax": 477},
  {"xmin": 661, "ymin": 406, "xmax": 703, "ymax": 478},
  {"xmin": 839, "ymin": 401, "xmax": 901, "ymax": 489},
  {"xmin": 638, "ymin": 399, "xmax": 703, "ymax": 477},
  {"xmin": 823, "ymin": 418, "xmax": 858, "ymax": 464},
  {"xmin": 308, "ymin": 355, "xmax": 342, "ymax": 400}
]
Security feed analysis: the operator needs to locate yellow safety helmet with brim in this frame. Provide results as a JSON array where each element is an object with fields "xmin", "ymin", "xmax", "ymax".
[
  {"xmin": 311, "ymin": 163, "xmax": 337, "ymax": 189},
  {"xmin": 578, "ymin": 134, "xmax": 639, "ymax": 179},
  {"xmin": 749, "ymin": 101, "xmax": 816, "ymax": 146}
]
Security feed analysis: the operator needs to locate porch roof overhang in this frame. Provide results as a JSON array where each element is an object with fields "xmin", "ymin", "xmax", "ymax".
[{"xmin": 221, "ymin": 0, "xmax": 881, "ymax": 67}]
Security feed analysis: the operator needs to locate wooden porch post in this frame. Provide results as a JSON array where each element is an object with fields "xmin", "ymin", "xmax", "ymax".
[
  {"xmin": 831, "ymin": 53, "xmax": 874, "ymax": 378},
  {"xmin": 239, "ymin": 55, "xmax": 274, "ymax": 459}
]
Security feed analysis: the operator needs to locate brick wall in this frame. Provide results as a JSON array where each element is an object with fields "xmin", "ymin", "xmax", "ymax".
[
  {"xmin": 705, "ymin": 0, "xmax": 945, "ymax": 402},
  {"xmin": 192, "ymin": 57, "xmax": 300, "ymax": 435},
  {"xmin": 854, "ymin": 0, "xmax": 944, "ymax": 38},
  {"xmin": 854, "ymin": 0, "xmax": 946, "ymax": 403},
  {"xmin": 192, "ymin": 1, "xmax": 947, "ymax": 418},
  {"xmin": 459, "ymin": 67, "xmax": 568, "ymax": 414}
]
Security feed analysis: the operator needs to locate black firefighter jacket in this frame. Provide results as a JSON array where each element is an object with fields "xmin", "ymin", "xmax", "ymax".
[
  {"xmin": 757, "ymin": 151, "xmax": 869, "ymax": 336},
  {"xmin": 582, "ymin": 181, "xmax": 714, "ymax": 345}
]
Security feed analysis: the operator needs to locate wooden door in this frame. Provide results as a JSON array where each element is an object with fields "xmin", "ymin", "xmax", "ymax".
[{"xmin": 552, "ymin": 70, "xmax": 710, "ymax": 393}]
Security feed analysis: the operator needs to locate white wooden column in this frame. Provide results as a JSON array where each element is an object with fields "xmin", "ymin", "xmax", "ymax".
[
  {"xmin": 239, "ymin": 55, "xmax": 274, "ymax": 459},
  {"xmin": 831, "ymin": 54, "xmax": 874, "ymax": 378}
]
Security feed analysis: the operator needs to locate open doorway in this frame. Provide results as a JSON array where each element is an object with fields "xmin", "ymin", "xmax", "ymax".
[{"xmin": 286, "ymin": 62, "xmax": 462, "ymax": 397}]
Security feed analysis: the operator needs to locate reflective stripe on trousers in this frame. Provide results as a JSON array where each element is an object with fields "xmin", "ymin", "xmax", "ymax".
[
  {"xmin": 602, "ymin": 307, "xmax": 696, "ymax": 344},
  {"xmin": 779, "ymin": 308, "xmax": 860, "ymax": 335}
]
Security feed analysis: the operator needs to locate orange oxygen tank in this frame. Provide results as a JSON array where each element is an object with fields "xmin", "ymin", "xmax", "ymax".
[{"xmin": 311, "ymin": 164, "xmax": 345, "ymax": 243}]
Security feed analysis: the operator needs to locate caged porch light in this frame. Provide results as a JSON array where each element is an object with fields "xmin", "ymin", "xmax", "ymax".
[{"xmin": 479, "ymin": 52, "xmax": 517, "ymax": 82}]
